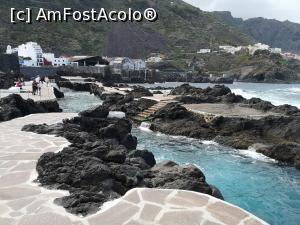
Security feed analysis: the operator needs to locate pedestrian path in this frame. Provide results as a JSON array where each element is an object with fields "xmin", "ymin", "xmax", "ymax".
[
  {"xmin": 0, "ymin": 83, "xmax": 56, "ymax": 101},
  {"xmin": 0, "ymin": 113, "xmax": 268, "ymax": 225}
]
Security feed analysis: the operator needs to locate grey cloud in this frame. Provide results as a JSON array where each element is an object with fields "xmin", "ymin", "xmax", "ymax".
[{"xmin": 183, "ymin": 0, "xmax": 300, "ymax": 23}]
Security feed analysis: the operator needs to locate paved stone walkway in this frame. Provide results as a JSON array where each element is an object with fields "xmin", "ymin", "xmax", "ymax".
[
  {"xmin": 0, "ymin": 113, "xmax": 268, "ymax": 225},
  {"xmin": 0, "ymin": 83, "xmax": 56, "ymax": 101}
]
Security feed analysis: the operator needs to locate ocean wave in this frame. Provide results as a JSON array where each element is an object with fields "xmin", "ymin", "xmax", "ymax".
[
  {"xmin": 288, "ymin": 87, "xmax": 300, "ymax": 93},
  {"xmin": 201, "ymin": 140, "xmax": 219, "ymax": 146},
  {"xmin": 231, "ymin": 88, "xmax": 258, "ymax": 99},
  {"xmin": 238, "ymin": 147, "xmax": 277, "ymax": 163}
]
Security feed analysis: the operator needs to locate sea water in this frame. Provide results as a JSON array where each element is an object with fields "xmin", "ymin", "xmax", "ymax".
[
  {"xmin": 59, "ymin": 83, "xmax": 300, "ymax": 225},
  {"xmin": 58, "ymin": 88, "xmax": 102, "ymax": 113},
  {"xmin": 133, "ymin": 82, "xmax": 300, "ymax": 108},
  {"xmin": 132, "ymin": 128, "xmax": 300, "ymax": 225}
]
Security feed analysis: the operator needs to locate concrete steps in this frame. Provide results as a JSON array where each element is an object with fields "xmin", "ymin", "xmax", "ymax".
[{"xmin": 137, "ymin": 99, "xmax": 178, "ymax": 119}]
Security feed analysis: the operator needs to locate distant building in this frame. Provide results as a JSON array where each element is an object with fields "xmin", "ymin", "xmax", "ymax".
[
  {"xmin": 282, "ymin": 52, "xmax": 297, "ymax": 60},
  {"xmin": 270, "ymin": 48, "xmax": 282, "ymax": 54},
  {"xmin": 146, "ymin": 56, "xmax": 163, "ymax": 63},
  {"xmin": 132, "ymin": 59, "xmax": 146, "ymax": 70},
  {"xmin": 219, "ymin": 45, "xmax": 242, "ymax": 54},
  {"xmin": 248, "ymin": 43, "xmax": 270, "ymax": 55},
  {"xmin": 69, "ymin": 56, "xmax": 109, "ymax": 67},
  {"xmin": 6, "ymin": 42, "xmax": 44, "ymax": 67},
  {"xmin": 43, "ymin": 53, "xmax": 70, "ymax": 67},
  {"xmin": 197, "ymin": 49, "xmax": 211, "ymax": 54},
  {"xmin": 108, "ymin": 57, "xmax": 135, "ymax": 75},
  {"xmin": 146, "ymin": 53, "xmax": 167, "ymax": 63}
]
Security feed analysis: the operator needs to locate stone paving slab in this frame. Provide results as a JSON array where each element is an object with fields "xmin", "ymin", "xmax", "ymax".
[
  {"xmin": 185, "ymin": 103, "xmax": 281, "ymax": 119},
  {"xmin": 0, "ymin": 83, "xmax": 56, "ymax": 101},
  {"xmin": 0, "ymin": 113, "xmax": 269, "ymax": 225}
]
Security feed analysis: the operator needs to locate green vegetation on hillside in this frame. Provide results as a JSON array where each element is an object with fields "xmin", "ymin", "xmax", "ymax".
[{"xmin": 0, "ymin": 0, "xmax": 252, "ymax": 57}]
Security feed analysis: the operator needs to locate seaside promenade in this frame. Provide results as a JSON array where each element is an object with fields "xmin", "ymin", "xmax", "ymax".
[
  {"xmin": 0, "ymin": 83, "xmax": 56, "ymax": 101},
  {"xmin": 0, "ymin": 113, "xmax": 268, "ymax": 225}
]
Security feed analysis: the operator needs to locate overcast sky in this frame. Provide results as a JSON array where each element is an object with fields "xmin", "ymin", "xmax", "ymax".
[{"xmin": 183, "ymin": 0, "xmax": 300, "ymax": 23}]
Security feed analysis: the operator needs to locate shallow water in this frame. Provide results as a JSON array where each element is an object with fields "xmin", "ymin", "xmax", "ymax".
[
  {"xmin": 58, "ymin": 88, "xmax": 102, "ymax": 113},
  {"xmin": 59, "ymin": 86, "xmax": 300, "ymax": 225},
  {"xmin": 131, "ymin": 82, "xmax": 300, "ymax": 108},
  {"xmin": 132, "ymin": 129, "xmax": 300, "ymax": 225}
]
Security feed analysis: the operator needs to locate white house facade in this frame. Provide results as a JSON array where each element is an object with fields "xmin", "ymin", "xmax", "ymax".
[
  {"xmin": 6, "ymin": 42, "xmax": 44, "ymax": 67},
  {"xmin": 219, "ymin": 45, "xmax": 242, "ymax": 54},
  {"xmin": 197, "ymin": 49, "xmax": 211, "ymax": 54},
  {"xmin": 270, "ymin": 48, "xmax": 282, "ymax": 54},
  {"xmin": 146, "ymin": 56, "xmax": 162, "ymax": 63},
  {"xmin": 133, "ymin": 59, "xmax": 146, "ymax": 70},
  {"xmin": 43, "ymin": 53, "xmax": 70, "ymax": 67},
  {"xmin": 109, "ymin": 57, "xmax": 135, "ymax": 74},
  {"xmin": 248, "ymin": 43, "xmax": 270, "ymax": 55}
]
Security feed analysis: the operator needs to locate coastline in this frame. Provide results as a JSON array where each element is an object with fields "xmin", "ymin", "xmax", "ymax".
[{"xmin": 0, "ymin": 81, "xmax": 298, "ymax": 225}]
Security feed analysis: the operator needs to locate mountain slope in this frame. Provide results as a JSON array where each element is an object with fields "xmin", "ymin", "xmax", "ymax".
[
  {"xmin": 0, "ymin": 0, "xmax": 252, "ymax": 57},
  {"xmin": 213, "ymin": 11, "xmax": 300, "ymax": 53}
]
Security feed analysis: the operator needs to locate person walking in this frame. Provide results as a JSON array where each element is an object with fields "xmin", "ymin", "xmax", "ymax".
[
  {"xmin": 38, "ymin": 80, "xmax": 43, "ymax": 96},
  {"xmin": 45, "ymin": 76, "xmax": 50, "ymax": 87},
  {"xmin": 35, "ymin": 75, "xmax": 40, "ymax": 84},
  {"xmin": 32, "ymin": 80, "xmax": 38, "ymax": 95}
]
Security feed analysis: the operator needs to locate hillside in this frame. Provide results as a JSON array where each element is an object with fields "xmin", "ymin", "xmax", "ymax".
[
  {"xmin": 213, "ymin": 11, "xmax": 300, "ymax": 54},
  {"xmin": 194, "ymin": 50, "xmax": 300, "ymax": 83},
  {"xmin": 0, "ymin": 0, "xmax": 252, "ymax": 57}
]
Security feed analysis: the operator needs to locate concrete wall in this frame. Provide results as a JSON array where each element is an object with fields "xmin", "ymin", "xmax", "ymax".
[{"xmin": 20, "ymin": 67, "xmax": 59, "ymax": 79}]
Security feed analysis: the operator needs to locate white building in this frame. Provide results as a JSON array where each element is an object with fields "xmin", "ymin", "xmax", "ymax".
[
  {"xmin": 6, "ymin": 45, "xmax": 18, "ymax": 54},
  {"xmin": 248, "ymin": 43, "xmax": 270, "ymax": 55},
  {"xmin": 146, "ymin": 56, "xmax": 163, "ymax": 63},
  {"xmin": 219, "ymin": 45, "xmax": 242, "ymax": 54},
  {"xmin": 43, "ymin": 53, "xmax": 69, "ymax": 67},
  {"xmin": 197, "ymin": 49, "xmax": 211, "ymax": 54},
  {"xmin": 108, "ymin": 57, "xmax": 135, "ymax": 74},
  {"xmin": 270, "ymin": 48, "xmax": 282, "ymax": 54},
  {"xmin": 132, "ymin": 59, "xmax": 146, "ymax": 70},
  {"xmin": 6, "ymin": 42, "xmax": 44, "ymax": 67}
]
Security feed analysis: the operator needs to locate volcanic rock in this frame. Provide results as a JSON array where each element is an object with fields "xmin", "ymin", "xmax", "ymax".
[
  {"xmin": 23, "ymin": 107, "xmax": 222, "ymax": 216},
  {"xmin": 0, "ymin": 94, "xmax": 61, "ymax": 122},
  {"xmin": 53, "ymin": 87, "xmax": 64, "ymax": 99}
]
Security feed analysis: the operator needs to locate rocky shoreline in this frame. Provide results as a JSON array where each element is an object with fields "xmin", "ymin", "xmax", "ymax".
[
  {"xmin": 91, "ymin": 84, "xmax": 300, "ymax": 169},
  {"xmin": 154, "ymin": 85, "xmax": 300, "ymax": 168},
  {"xmin": 22, "ymin": 105, "xmax": 223, "ymax": 216},
  {"xmin": 0, "ymin": 94, "xmax": 61, "ymax": 122}
]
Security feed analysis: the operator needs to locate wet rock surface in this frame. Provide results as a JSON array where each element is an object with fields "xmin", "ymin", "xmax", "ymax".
[
  {"xmin": 150, "ymin": 98, "xmax": 300, "ymax": 168},
  {"xmin": 0, "ymin": 72, "xmax": 19, "ymax": 89},
  {"xmin": 22, "ymin": 105, "xmax": 222, "ymax": 216},
  {"xmin": 128, "ymin": 86, "xmax": 153, "ymax": 98},
  {"xmin": 0, "ymin": 94, "xmax": 61, "ymax": 122},
  {"xmin": 57, "ymin": 78, "xmax": 92, "ymax": 92},
  {"xmin": 172, "ymin": 84, "xmax": 300, "ymax": 116},
  {"xmin": 102, "ymin": 93, "xmax": 156, "ymax": 116},
  {"xmin": 53, "ymin": 87, "xmax": 64, "ymax": 99}
]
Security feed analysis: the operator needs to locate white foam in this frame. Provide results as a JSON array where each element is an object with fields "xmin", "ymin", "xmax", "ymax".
[
  {"xmin": 231, "ymin": 88, "xmax": 257, "ymax": 99},
  {"xmin": 288, "ymin": 87, "xmax": 300, "ymax": 93},
  {"xmin": 238, "ymin": 147, "xmax": 276, "ymax": 163},
  {"xmin": 139, "ymin": 122, "xmax": 152, "ymax": 132},
  {"xmin": 201, "ymin": 140, "xmax": 219, "ymax": 146},
  {"xmin": 108, "ymin": 111, "xmax": 126, "ymax": 118}
]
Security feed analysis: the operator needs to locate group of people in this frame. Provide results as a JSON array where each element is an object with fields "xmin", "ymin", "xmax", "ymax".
[{"xmin": 31, "ymin": 76, "xmax": 50, "ymax": 96}]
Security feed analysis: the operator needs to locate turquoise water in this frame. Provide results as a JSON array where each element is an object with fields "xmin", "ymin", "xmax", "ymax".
[
  {"xmin": 132, "ymin": 129, "xmax": 300, "ymax": 225},
  {"xmin": 58, "ymin": 88, "xmax": 102, "ymax": 113},
  {"xmin": 59, "ymin": 84, "xmax": 300, "ymax": 225}
]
